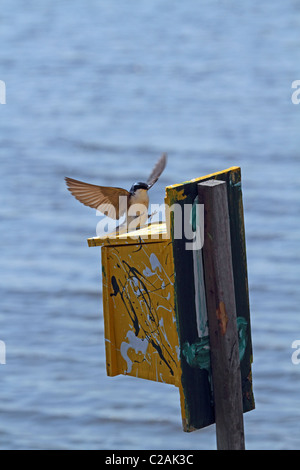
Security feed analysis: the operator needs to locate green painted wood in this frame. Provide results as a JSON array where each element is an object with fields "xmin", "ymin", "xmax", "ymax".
[{"xmin": 165, "ymin": 167, "xmax": 255, "ymax": 432}]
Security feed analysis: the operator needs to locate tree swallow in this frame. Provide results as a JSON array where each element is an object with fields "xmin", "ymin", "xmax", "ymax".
[{"xmin": 65, "ymin": 153, "xmax": 167, "ymax": 224}]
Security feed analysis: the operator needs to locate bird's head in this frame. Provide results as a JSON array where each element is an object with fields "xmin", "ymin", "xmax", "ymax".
[{"xmin": 129, "ymin": 181, "xmax": 149, "ymax": 195}]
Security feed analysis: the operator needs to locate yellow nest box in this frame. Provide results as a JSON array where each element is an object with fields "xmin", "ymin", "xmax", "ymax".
[{"xmin": 88, "ymin": 221, "xmax": 180, "ymax": 387}]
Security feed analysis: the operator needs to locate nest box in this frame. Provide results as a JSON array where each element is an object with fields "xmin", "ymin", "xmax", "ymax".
[{"xmin": 88, "ymin": 167, "xmax": 255, "ymax": 432}]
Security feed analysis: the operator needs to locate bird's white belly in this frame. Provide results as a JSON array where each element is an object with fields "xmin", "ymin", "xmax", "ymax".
[
  {"xmin": 130, "ymin": 189, "xmax": 149, "ymax": 210},
  {"xmin": 127, "ymin": 189, "xmax": 149, "ymax": 231}
]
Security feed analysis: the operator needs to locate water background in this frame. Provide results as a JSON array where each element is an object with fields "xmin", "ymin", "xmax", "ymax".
[{"xmin": 1, "ymin": 0, "xmax": 300, "ymax": 449}]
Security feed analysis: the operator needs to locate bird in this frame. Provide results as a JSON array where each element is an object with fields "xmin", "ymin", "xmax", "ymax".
[{"xmin": 65, "ymin": 153, "xmax": 167, "ymax": 229}]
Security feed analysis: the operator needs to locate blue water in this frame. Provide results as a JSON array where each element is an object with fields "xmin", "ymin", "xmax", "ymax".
[{"xmin": 1, "ymin": 0, "xmax": 300, "ymax": 450}]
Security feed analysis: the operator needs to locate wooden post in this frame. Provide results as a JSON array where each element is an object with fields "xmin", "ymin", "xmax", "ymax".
[{"xmin": 198, "ymin": 180, "xmax": 245, "ymax": 450}]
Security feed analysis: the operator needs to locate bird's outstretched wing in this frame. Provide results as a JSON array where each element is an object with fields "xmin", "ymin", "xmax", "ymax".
[
  {"xmin": 65, "ymin": 177, "xmax": 130, "ymax": 219},
  {"xmin": 147, "ymin": 153, "xmax": 167, "ymax": 189}
]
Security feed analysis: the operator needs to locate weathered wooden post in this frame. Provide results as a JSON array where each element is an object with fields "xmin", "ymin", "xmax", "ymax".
[
  {"xmin": 164, "ymin": 167, "xmax": 254, "ymax": 436},
  {"xmin": 198, "ymin": 180, "xmax": 245, "ymax": 450}
]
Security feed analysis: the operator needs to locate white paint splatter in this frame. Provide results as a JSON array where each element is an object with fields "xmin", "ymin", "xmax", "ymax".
[
  {"xmin": 175, "ymin": 345, "xmax": 180, "ymax": 361},
  {"xmin": 120, "ymin": 331, "xmax": 149, "ymax": 374},
  {"xmin": 158, "ymin": 317, "xmax": 172, "ymax": 346},
  {"xmin": 142, "ymin": 267, "xmax": 154, "ymax": 277},
  {"xmin": 149, "ymin": 253, "xmax": 162, "ymax": 272},
  {"xmin": 156, "ymin": 304, "xmax": 173, "ymax": 314}
]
